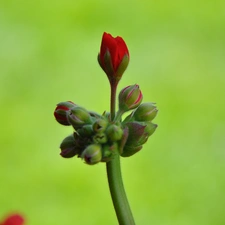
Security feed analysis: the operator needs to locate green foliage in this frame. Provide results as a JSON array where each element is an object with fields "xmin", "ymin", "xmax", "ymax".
[{"xmin": 1, "ymin": 0, "xmax": 225, "ymax": 224}]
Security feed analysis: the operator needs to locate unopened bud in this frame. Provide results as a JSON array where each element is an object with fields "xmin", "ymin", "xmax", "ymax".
[
  {"xmin": 123, "ymin": 122, "xmax": 146, "ymax": 146},
  {"xmin": 122, "ymin": 121, "xmax": 158, "ymax": 156},
  {"xmin": 98, "ymin": 32, "xmax": 129, "ymax": 82},
  {"xmin": 68, "ymin": 106, "xmax": 92, "ymax": 129},
  {"xmin": 119, "ymin": 84, "xmax": 143, "ymax": 112},
  {"xmin": 93, "ymin": 133, "xmax": 108, "ymax": 144},
  {"xmin": 82, "ymin": 144, "xmax": 102, "ymax": 165},
  {"xmin": 106, "ymin": 124, "xmax": 123, "ymax": 142},
  {"xmin": 77, "ymin": 124, "xmax": 94, "ymax": 137},
  {"xmin": 54, "ymin": 101, "xmax": 76, "ymax": 125},
  {"xmin": 137, "ymin": 122, "xmax": 157, "ymax": 145},
  {"xmin": 93, "ymin": 119, "xmax": 108, "ymax": 133},
  {"xmin": 60, "ymin": 134, "xmax": 79, "ymax": 158},
  {"xmin": 133, "ymin": 102, "xmax": 158, "ymax": 122}
]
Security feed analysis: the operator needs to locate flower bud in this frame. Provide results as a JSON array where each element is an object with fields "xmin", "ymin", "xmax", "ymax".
[
  {"xmin": 54, "ymin": 101, "xmax": 76, "ymax": 125},
  {"xmin": 77, "ymin": 125, "xmax": 94, "ymax": 137},
  {"xmin": 106, "ymin": 124, "xmax": 123, "ymax": 142},
  {"xmin": 98, "ymin": 32, "xmax": 129, "ymax": 82},
  {"xmin": 92, "ymin": 119, "xmax": 108, "ymax": 133},
  {"xmin": 123, "ymin": 121, "xmax": 146, "ymax": 146},
  {"xmin": 67, "ymin": 106, "xmax": 92, "ymax": 129},
  {"xmin": 60, "ymin": 134, "xmax": 79, "ymax": 158},
  {"xmin": 82, "ymin": 144, "xmax": 102, "ymax": 165},
  {"xmin": 93, "ymin": 133, "xmax": 108, "ymax": 144},
  {"xmin": 118, "ymin": 84, "xmax": 143, "ymax": 112},
  {"xmin": 137, "ymin": 122, "xmax": 158, "ymax": 145},
  {"xmin": 121, "ymin": 121, "xmax": 157, "ymax": 157},
  {"xmin": 132, "ymin": 102, "xmax": 158, "ymax": 122}
]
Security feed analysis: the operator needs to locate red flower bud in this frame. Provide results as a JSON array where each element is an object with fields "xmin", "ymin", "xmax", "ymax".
[
  {"xmin": 1, "ymin": 213, "xmax": 25, "ymax": 225},
  {"xmin": 54, "ymin": 101, "xmax": 76, "ymax": 126},
  {"xmin": 118, "ymin": 84, "xmax": 143, "ymax": 112},
  {"xmin": 98, "ymin": 32, "xmax": 129, "ymax": 82}
]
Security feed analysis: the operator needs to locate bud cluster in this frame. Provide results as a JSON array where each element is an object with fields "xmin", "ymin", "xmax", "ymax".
[{"xmin": 54, "ymin": 84, "xmax": 158, "ymax": 165}]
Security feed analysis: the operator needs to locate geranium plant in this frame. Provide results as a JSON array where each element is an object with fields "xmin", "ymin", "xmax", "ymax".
[{"xmin": 54, "ymin": 32, "xmax": 158, "ymax": 225}]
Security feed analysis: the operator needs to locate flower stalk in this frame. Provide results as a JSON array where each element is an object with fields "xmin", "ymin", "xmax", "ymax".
[
  {"xmin": 107, "ymin": 154, "xmax": 135, "ymax": 225},
  {"xmin": 106, "ymin": 81, "xmax": 135, "ymax": 225}
]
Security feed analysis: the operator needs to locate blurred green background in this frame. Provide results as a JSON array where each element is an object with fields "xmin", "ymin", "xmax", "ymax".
[{"xmin": 1, "ymin": 0, "xmax": 225, "ymax": 224}]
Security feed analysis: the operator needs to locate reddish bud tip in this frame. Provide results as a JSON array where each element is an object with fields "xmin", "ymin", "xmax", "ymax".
[
  {"xmin": 54, "ymin": 101, "xmax": 76, "ymax": 126},
  {"xmin": 118, "ymin": 84, "xmax": 143, "ymax": 112}
]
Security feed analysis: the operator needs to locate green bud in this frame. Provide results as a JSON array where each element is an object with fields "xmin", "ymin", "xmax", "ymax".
[
  {"xmin": 106, "ymin": 124, "xmax": 123, "ymax": 142},
  {"xmin": 123, "ymin": 121, "xmax": 157, "ymax": 150},
  {"xmin": 93, "ymin": 132, "xmax": 108, "ymax": 144},
  {"xmin": 93, "ymin": 119, "xmax": 108, "ymax": 133},
  {"xmin": 122, "ymin": 122, "xmax": 157, "ymax": 157},
  {"xmin": 68, "ymin": 106, "xmax": 92, "ymax": 129},
  {"xmin": 123, "ymin": 121, "xmax": 146, "ymax": 146},
  {"xmin": 118, "ymin": 84, "xmax": 143, "ymax": 112},
  {"xmin": 82, "ymin": 144, "xmax": 102, "ymax": 165},
  {"xmin": 60, "ymin": 134, "xmax": 79, "ymax": 158},
  {"xmin": 132, "ymin": 102, "xmax": 158, "ymax": 122},
  {"xmin": 77, "ymin": 124, "xmax": 94, "ymax": 137}
]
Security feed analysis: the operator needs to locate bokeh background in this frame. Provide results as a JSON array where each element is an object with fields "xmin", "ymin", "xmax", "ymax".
[{"xmin": 1, "ymin": 0, "xmax": 225, "ymax": 224}]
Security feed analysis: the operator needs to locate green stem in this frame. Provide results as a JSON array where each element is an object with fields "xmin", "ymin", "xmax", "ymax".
[
  {"xmin": 113, "ymin": 110, "xmax": 124, "ymax": 122},
  {"xmin": 110, "ymin": 81, "xmax": 117, "ymax": 121},
  {"xmin": 106, "ymin": 154, "xmax": 135, "ymax": 225},
  {"xmin": 106, "ymin": 81, "xmax": 135, "ymax": 225}
]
